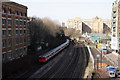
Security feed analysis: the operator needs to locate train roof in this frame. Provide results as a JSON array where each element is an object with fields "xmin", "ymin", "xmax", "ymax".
[{"xmin": 39, "ymin": 39, "xmax": 69, "ymax": 57}]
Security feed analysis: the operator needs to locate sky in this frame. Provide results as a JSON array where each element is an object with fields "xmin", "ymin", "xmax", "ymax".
[{"xmin": 10, "ymin": 0, "xmax": 116, "ymax": 25}]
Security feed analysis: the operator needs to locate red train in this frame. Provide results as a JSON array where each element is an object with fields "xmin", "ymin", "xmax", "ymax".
[{"xmin": 39, "ymin": 39, "xmax": 70, "ymax": 62}]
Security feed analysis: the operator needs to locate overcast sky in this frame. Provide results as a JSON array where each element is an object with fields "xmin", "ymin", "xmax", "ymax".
[{"xmin": 10, "ymin": 0, "xmax": 116, "ymax": 25}]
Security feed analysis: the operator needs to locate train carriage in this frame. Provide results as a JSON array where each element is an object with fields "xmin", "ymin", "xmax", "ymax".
[{"xmin": 39, "ymin": 39, "xmax": 69, "ymax": 62}]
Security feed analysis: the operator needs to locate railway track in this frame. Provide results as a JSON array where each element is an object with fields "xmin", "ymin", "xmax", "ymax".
[
  {"xmin": 15, "ymin": 42, "xmax": 73, "ymax": 80},
  {"xmin": 18, "ymin": 42, "xmax": 89, "ymax": 79},
  {"xmin": 39, "ymin": 43, "xmax": 74, "ymax": 78},
  {"xmin": 39, "ymin": 44, "xmax": 89, "ymax": 79}
]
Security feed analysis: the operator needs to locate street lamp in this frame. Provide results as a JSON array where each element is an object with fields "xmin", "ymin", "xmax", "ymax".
[
  {"xmin": 101, "ymin": 51, "xmax": 102, "ymax": 68},
  {"xmin": 97, "ymin": 55, "xmax": 100, "ymax": 71}
]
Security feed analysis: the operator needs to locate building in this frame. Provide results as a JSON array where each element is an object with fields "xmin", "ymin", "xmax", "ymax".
[
  {"xmin": 61, "ymin": 22, "xmax": 65, "ymax": 27},
  {"xmin": 67, "ymin": 17, "xmax": 111, "ymax": 34},
  {"xmin": 1, "ymin": 1, "xmax": 28, "ymax": 62},
  {"xmin": 67, "ymin": 17, "xmax": 83, "ymax": 33},
  {"xmin": 111, "ymin": 0, "xmax": 120, "ymax": 52}
]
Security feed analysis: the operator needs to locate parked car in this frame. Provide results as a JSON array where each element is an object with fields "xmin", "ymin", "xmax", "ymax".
[
  {"xmin": 115, "ymin": 70, "xmax": 120, "ymax": 78},
  {"xmin": 109, "ymin": 71, "xmax": 116, "ymax": 78}
]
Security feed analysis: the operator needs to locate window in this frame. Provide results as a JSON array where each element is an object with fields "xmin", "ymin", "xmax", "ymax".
[
  {"xmin": 2, "ymin": 30, "xmax": 6, "ymax": 36},
  {"xmin": 8, "ymin": 30, "xmax": 11, "ymax": 36},
  {"xmin": 20, "ymin": 21, "xmax": 22, "ymax": 26},
  {"xmin": 24, "ymin": 21, "xmax": 26, "ymax": 25},
  {"xmin": 2, "ymin": 8, "xmax": 5, "ymax": 14},
  {"xmin": 16, "ymin": 20, "xmax": 18, "ymax": 26},
  {"xmin": 24, "ymin": 38, "xmax": 26, "ymax": 42},
  {"xmin": 16, "ymin": 50, "xmax": 18, "ymax": 57},
  {"xmin": 24, "ymin": 48, "xmax": 26, "ymax": 53},
  {"xmin": 2, "ymin": 19, "xmax": 6, "ymax": 25},
  {"xmin": 113, "ymin": 22, "xmax": 116, "ymax": 24},
  {"xmin": 20, "ymin": 12, "xmax": 22, "ymax": 17},
  {"xmin": 8, "ymin": 52, "xmax": 11, "ymax": 58},
  {"xmin": 113, "ymin": 34, "xmax": 116, "ymax": 37},
  {"xmin": 8, "ymin": 10, "xmax": 11, "ymax": 15},
  {"xmin": 23, "ymin": 13, "xmax": 26, "ymax": 17},
  {"xmin": 15, "ymin": 11, "xmax": 18, "ymax": 16},
  {"xmin": 2, "ymin": 53, "xmax": 6, "ymax": 61},
  {"xmin": 16, "ymin": 40, "xmax": 19, "ymax": 45},
  {"xmin": 8, "ymin": 40, "xmax": 12, "ymax": 47},
  {"xmin": 20, "ymin": 49, "xmax": 22, "ymax": 54},
  {"xmin": 2, "ymin": 41, "xmax": 6, "ymax": 48},
  {"xmin": 8, "ymin": 20, "xmax": 11, "ymax": 25},
  {"xmin": 24, "ymin": 30, "xmax": 26, "ymax": 34},
  {"xmin": 20, "ymin": 39, "xmax": 23, "ymax": 43},
  {"xmin": 119, "ymin": 44, "xmax": 120, "ymax": 47},
  {"xmin": 16, "ymin": 30, "xmax": 18, "ymax": 35},
  {"xmin": 20, "ymin": 30, "xmax": 22, "ymax": 35}
]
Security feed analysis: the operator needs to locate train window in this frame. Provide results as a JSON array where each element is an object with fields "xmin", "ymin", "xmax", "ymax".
[
  {"xmin": 39, "ymin": 57, "xmax": 42, "ymax": 59},
  {"xmin": 43, "ymin": 57, "xmax": 45, "ymax": 60}
]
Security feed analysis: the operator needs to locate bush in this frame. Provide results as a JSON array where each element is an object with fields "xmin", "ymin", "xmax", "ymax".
[
  {"xmin": 91, "ymin": 70, "xmax": 98, "ymax": 75},
  {"xmin": 118, "ymin": 51, "xmax": 120, "ymax": 55}
]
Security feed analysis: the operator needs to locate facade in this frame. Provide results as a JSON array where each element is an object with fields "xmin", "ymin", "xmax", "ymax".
[
  {"xmin": 67, "ymin": 17, "xmax": 111, "ymax": 34},
  {"xmin": 67, "ymin": 17, "xmax": 82, "ymax": 33},
  {"xmin": 1, "ymin": 1, "xmax": 28, "ymax": 62},
  {"xmin": 61, "ymin": 22, "xmax": 65, "ymax": 27},
  {"xmin": 111, "ymin": 0, "xmax": 120, "ymax": 52}
]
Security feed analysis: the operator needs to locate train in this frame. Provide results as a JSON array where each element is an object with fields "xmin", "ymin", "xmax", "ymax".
[{"xmin": 38, "ymin": 39, "xmax": 70, "ymax": 62}]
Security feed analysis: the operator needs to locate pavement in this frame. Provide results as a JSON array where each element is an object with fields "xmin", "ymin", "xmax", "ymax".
[{"xmin": 105, "ymin": 52, "xmax": 120, "ymax": 68}]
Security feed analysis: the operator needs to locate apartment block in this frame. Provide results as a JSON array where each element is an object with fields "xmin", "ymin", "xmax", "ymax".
[
  {"xmin": 1, "ymin": 1, "xmax": 28, "ymax": 62},
  {"xmin": 67, "ymin": 17, "xmax": 111, "ymax": 34},
  {"xmin": 111, "ymin": 0, "xmax": 120, "ymax": 52},
  {"xmin": 67, "ymin": 17, "xmax": 83, "ymax": 33}
]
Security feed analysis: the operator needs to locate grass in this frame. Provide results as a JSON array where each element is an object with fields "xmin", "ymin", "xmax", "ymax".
[{"xmin": 91, "ymin": 70, "xmax": 98, "ymax": 74}]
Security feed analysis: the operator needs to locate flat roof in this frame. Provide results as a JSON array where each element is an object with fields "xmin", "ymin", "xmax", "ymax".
[{"xmin": 2, "ymin": 1, "xmax": 27, "ymax": 9}]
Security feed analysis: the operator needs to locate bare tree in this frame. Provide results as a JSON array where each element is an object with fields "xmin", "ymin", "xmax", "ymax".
[{"xmin": 28, "ymin": 17, "xmax": 66, "ymax": 53}]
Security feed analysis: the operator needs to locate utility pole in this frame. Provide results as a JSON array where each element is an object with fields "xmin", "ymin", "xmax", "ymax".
[{"xmin": 97, "ymin": 55, "xmax": 100, "ymax": 71}]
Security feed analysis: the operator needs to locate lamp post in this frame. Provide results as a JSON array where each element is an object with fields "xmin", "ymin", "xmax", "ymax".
[
  {"xmin": 97, "ymin": 55, "xmax": 100, "ymax": 71},
  {"xmin": 101, "ymin": 51, "xmax": 102, "ymax": 68}
]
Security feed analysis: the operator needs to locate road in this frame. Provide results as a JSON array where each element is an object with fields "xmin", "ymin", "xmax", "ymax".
[
  {"xmin": 90, "ymin": 47, "xmax": 113, "ymax": 67},
  {"xmin": 90, "ymin": 47, "xmax": 119, "ymax": 79},
  {"xmin": 24, "ymin": 42, "xmax": 90, "ymax": 79}
]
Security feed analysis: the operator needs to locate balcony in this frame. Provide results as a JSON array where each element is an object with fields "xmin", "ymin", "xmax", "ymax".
[
  {"xmin": 112, "ymin": 19, "xmax": 116, "ymax": 23},
  {"xmin": 113, "ymin": 29, "xmax": 116, "ymax": 32},
  {"xmin": 112, "ymin": 14, "xmax": 116, "ymax": 18},
  {"xmin": 112, "ymin": 7, "xmax": 117, "ymax": 12},
  {"xmin": 112, "ymin": 24, "xmax": 116, "ymax": 27}
]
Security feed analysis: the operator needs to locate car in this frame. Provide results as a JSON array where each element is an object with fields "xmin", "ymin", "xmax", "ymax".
[
  {"xmin": 105, "ymin": 66, "xmax": 116, "ymax": 72},
  {"xmin": 109, "ymin": 71, "xmax": 116, "ymax": 78},
  {"xmin": 115, "ymin": 70, "xmax": 120, "ymax": 78}
]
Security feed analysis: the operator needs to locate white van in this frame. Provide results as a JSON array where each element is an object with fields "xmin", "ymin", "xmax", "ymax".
[{"xmin": 109, "ymin": 71, "xmax": 115, "ymax": 78}]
